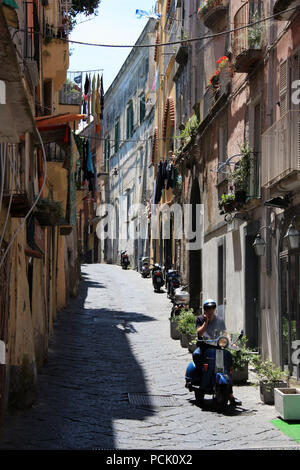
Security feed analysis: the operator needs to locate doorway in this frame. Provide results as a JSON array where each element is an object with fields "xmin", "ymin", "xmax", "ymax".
[
  {"xmin": 189, "ymin": 178, "xmax": 202, "ymax": 313},
  {"xmin": 280, "ymin": 253, "xmax": 300, "ymax": 378},
  {"xmin": 245, "ymin": 223, "xmax": 260, "ymax": 349}
]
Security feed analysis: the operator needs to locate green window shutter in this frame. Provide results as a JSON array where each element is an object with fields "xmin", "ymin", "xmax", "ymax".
[
  {"xmin": 140, "ymin": 94, "xmax": 146, "ymax": 123},
  {"xmin": 115, "ymin": 121, "xmax": 120, "ymax": 152},
  {"xmin": 127, "ymin": 101, "xmax": 134, "ymax": 139}
]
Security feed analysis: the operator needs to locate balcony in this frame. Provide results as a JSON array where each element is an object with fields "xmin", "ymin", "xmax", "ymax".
[
  {"xmin": 273, "ymin": 0, "xmax": 300, "ymax": 21},
  {"xmin": 262, "ymin": 110, "xmax": 300, "ymax": 193},
  {"xmin": 59, "ymin": 71, "xmax": 82, "ymax": 107},
  {"xmin": 198, "ymin": 0, "xmax": 229, "ymax": 31},
  {"xmin": 233, "ymin": 0, "xmax": 264, "ymax": 73},
  {"xmin": 43, "ymin": 24, "xmax": 69, "ymax": 92}
]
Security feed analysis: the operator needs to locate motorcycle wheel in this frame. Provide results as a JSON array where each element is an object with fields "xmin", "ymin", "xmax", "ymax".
[{"xmin": 214, "ymin": 385, "xmax": 229, "ymax": 412}]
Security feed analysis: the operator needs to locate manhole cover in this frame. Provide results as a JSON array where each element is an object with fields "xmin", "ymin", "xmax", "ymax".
[{"xmin": 128, "ymin": 393, "xmax": 177, "ymax": 408}]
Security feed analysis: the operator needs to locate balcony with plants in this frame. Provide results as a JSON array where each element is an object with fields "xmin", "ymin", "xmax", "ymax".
[
  {"xmin": 204, "ymin": 56, "xmax": 232, "ymax": 119},
  {"xmin": 197, "ymin": 0, "xmax": 229, "ymax": 31},
  {"xmin": 273, "ymin": 0, "xmax": 300, "ymax": 21},
  {"xmin": 218, "ymin": 145, "xmax": 255, "ymax": 216},
  {"xmin": 233, "ymin": 0, "xmax": 264, "ymax": 73}
]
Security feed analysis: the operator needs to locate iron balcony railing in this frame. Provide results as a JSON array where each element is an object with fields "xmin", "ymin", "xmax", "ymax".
[
  {"xmin": 262, "ymin": 110, "xmax": 300, "ymax": 188},
  {"xmin": 24, "ymin": 1, "xmax": 40, "ymax": 68},
  {"xmin": 59, "ymin": 71, "xmax": 83, "ymax": 106}
]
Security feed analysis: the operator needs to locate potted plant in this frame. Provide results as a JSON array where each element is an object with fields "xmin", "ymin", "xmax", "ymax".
[
  {"xmin": 188, "ymin": 335, "xmax": 198, "ymax": 353},
  {"xmin": 218, "ymin": 193, "xmax": 236, "ymax": 215},
  {"xmin": 251, "ymin": 355, "xmax": 289, "ymax": 405},
  {"xmin": 169, "ymin": 310, "xmax": 181, "ymax": 340},
  {"xmin": 230, "ymin": 335, "xmax": 252, "ymax": 384},
  {"xmin": 176, "ymin": 309, "xmax": 197, "ymax": 349}
]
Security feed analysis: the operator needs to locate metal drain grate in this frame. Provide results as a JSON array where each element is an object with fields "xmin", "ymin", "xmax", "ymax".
[{"xmin": 128, "ymin": 393, "xmax": 178, "ymax": 408}]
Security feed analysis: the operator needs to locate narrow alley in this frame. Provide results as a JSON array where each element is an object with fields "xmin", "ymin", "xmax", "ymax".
[{"xmin": 0, "ymin": 264, "xmax": 298, "ymax": 451}]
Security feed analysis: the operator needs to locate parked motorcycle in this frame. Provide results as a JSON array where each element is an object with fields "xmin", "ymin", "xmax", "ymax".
[
  {"xmin": 166, "ymin": 268, "xmax": 181, "ymax": 300},
  {"xmin": 185, "ymin": 333, "xmax": 242, "ymax": 411},
  {"xmin": 170, "ymin": 285, "xmax": 190, "ymax": 340},
  {"xmin": 121, "ymin": 251, "xmax": 130, "ymax": 270},
  {"xmin": 140, "ymin": 257, "xmax": 151, "ymax": 278},
  {"xmin": 151, "ymin": 263, "xmax": 165, "ymax": 292}
]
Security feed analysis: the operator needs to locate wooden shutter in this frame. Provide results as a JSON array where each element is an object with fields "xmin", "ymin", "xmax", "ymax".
[
  {"xmin": 279, "ymin": 59, "xmax": 289, "ymax": 117},
  {"xmin": 291, "ymin": 52, "xmax": 300, "ymax": 169}
]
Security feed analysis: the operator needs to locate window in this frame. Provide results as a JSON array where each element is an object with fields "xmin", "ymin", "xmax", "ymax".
[
  {"xmin": 114, "ymin": 119, "xmax": 120, "ymax": 152},
  {"xmin": 126, "ymin": 101, "xmax": 134, "ymax": 139},
  {"xmin": 104, "ymin": 136, "xmax": 110, "ymax": 171},
  {"xmin": 140, "ymin": 93, "xmax": 146, "ymax": 123}
]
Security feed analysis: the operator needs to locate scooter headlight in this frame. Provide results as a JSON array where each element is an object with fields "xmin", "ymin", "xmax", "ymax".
[{"xmin": 218, "ymin": 336, "xmax": 229, "ymax": 348}]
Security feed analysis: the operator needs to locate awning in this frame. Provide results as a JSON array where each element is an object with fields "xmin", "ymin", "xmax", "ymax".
[
  {"xmin": 35, "ymin": 114, "xmax": 86, "ymax": 128},
  {"xmin": 35, "ymin": 114, "xmax": 85, "ymax": 145}
]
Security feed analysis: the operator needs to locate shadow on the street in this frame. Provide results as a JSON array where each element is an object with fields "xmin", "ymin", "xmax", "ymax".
[
  {"xmin": 189, "ymin": 398, "xmax": 255, "ymax": 417},
  {"xmin": 0, "ymin": 266, "xmax": 158, "ymax": 450}
]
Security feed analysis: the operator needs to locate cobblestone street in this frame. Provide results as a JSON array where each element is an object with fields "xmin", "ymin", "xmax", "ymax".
[{"xmin": 0, "ymin": 264, "xmax": 299, "ymax": 450}]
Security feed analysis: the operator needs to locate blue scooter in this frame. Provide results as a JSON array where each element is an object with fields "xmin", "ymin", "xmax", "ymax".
[{"xmin": 185, "ymin": 334, "xmax": 241, "ymax": 411}]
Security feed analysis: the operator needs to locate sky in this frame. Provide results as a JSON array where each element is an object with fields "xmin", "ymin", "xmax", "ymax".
[{"xmin": 69, "ymin": 0, "xmax": 156, "ymax": 93}]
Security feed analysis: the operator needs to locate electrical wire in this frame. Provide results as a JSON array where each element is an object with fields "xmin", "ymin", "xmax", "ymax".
[
  {"xmin": 14, "ymin": 5, "xmax": 299, "ymax": 50},
  {"xmin": 47, "ymin": 5, "xmax": 299, "ymax": 49},
  {"xmin": 0, "ymin": 128, "xmax": 47, "ymax": 270}
]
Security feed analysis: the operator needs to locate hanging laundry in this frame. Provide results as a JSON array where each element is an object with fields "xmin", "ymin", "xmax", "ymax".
[
  {"xmin": 91, "ymin": 74, "xmax": 96, "ymax": 118},
  {"xmin": 82, "ymin": 74, "xmax": 90, "ymax": 120},
  {"xmin": 100, "ymin": 74, "xmax": 104, "ymax": 120},
  {"xmin": 95, "ymin": 73, "xmax": 101, "ymax": 133}
]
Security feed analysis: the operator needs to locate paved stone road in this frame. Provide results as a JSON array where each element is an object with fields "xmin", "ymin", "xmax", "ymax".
[{"xmin": 0, "ymin": 264, "xmax": 299, "ymax": 450}]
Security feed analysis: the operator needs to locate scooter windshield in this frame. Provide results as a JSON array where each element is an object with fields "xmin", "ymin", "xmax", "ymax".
[{"xmin": 200, "ymin": 333, "xmax": 240, "ymax": 351}]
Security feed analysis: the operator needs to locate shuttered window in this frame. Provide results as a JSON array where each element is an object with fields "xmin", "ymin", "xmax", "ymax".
[
  {"xmin": 126, "ymin": 101, "xmax": 134, "ymax": 139},
  {"xmin": 279, "ymin": 59, "xmax": 289, "ymax": 117},
  {"xmin": 140, "ymin": 93, "xmax": 146, "ymax": 123},
  {"xmin": 114, "ymin": 120, "xmax": 120, "ymax": 152}
]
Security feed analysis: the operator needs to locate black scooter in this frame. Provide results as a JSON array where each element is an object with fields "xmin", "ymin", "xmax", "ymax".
[
  {"xmin": 141, "ymin": 257, "xmax": 151, "ymax": 278},
  {"xmin": 166, "ymin": 268, "xmax": 181, "ymax": 300},
  {"xmin": 121, "ymin": 251, "xmax": 130, "ymax": 270},
  {"xmin": 151, "ymin": 263, "xmax": 165, "ymax": 292}
]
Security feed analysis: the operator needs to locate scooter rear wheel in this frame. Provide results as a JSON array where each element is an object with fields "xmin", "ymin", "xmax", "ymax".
[
  {"xmin": 195, "ymin": 390, "xmax": 204, "ymax": 405},
  {"xmin": 214, "ymin": 385, "xmax": 229, "ymax": 412}
]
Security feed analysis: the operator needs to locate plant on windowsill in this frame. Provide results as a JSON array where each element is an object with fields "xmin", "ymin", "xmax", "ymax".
[
  {"xmin": 228, "ymin": 144, "xmax": 253, "ymax": 204},
  {"xmin": 177, "ymin": 113, "xmax": 200, "ymax": 149},
  {"xmin": 218, "ymin": 193, "xmax": 236, "ymax": 215},
  {"xmin": 197, "ymin": 0, "xmax": 228, "ymax": 24},
  {"xmin": 251, "ymin": 355, "xmax": 289, "ymax": 405}
]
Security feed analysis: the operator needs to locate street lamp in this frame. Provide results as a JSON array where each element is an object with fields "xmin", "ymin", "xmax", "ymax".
[
  {"xmin": 253, "ymin": 226, "xmax": 273, "ymax": 257},
  {"xmin": 283, "ymin": 216, "xmax": 300, "ymax": 250}
]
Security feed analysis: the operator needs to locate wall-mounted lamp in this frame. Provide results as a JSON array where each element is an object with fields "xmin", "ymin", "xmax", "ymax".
[
  {"xmin": 283, "ymin": 216, "xmax": 300, "ymax": 250},
  {"xmin": 253, "ymin": 225, "xmax": 274, "ymax": 257}
]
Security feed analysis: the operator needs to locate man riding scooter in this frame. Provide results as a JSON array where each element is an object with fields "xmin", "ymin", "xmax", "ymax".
[{"xmin": 194, "ymin": 299, "xmax": 242, "ymax": 407}]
